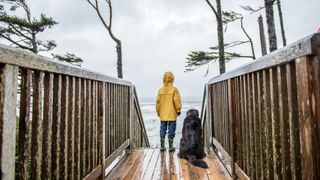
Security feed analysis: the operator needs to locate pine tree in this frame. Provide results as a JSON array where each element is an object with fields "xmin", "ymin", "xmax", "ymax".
[{"xmin": 0, "ymin": 0, "xmax": 58, "ymax": 53}]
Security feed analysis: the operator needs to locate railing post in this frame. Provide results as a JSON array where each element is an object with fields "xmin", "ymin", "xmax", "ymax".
[
  {"xmin": 204, "ymin": 84, "xmax": 212, "ymax": 153},
  {"xmin": 0, "ymin": 64, "xmax": 18, "ymax": 180},
  {"xmin": 227, "ymin": 79, "xmax": 235, "ymax": 178},
  {"xmin": 129, "ymin": 85, "xmax": 135, "ymax": 149},
  {"xmin": 98, "ymin": 82, "xmax": 106, "ymax": 179}
]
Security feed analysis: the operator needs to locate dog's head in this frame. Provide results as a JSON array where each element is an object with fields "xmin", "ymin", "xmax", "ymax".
[{"xmin": 186, "ymin": 109, "xmax": 199, "ymax": 118}]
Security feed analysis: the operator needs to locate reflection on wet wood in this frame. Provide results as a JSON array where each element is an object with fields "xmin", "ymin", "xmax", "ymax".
[{"xmin": 106, "ymin": 148, "xmax": 232, "ymax": 180}]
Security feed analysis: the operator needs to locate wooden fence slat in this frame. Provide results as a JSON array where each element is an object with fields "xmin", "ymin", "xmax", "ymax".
[
  {"xmin": 52, "ymin": 74, "xmax": 62, "ymax": 180},
  {"xmin": 263, "ymin": 69, "xmax": 273, "ymax": 179},
  {"xmin": 311, "ymin": 55, "xmax": 320, "ymax": 178},
  {"xmin": 277, "ymin": 65, "xmax": 291, "ymax": 179},
  {"xmin": 286, "ymin": 63, "xmax": 301, "ymax": 180},
  {"xmin": 42, "ymin": 73, "xmax": 54, "ymax": 179},
  {"xmin": 67, "ymin": 76, "xmax": 75, "ymax": 180},
  {"xmin": 252, "ymin": 72, "xmax": 259, "ymax": 179},
  {"xmin": 60, "ymin": 76, "xmax": 69, "ymax": 179},
  {"xmin": 16, "ymin": 69, "xmax": 32, "ymax": 180},
  {"xmin": 87, "ymin": 80, "xmax": 92, "ymax": 174},
  {"xmin": 30, "ymin": 71, "xmax": 43, "ymax": 180},
  {"xmin": 0, "ymin": 65, "xmax": 18, "ymax": 180},
  {"xmin": 270, "ymin": 68, "xmax": 282, "ymax": 179},
  {"xmin": 74, "ymin": 77, "xmax": 81, "ymax": 180},
  {"xmin": 105, "ymin": 83, "xmax": 110, "ymax": 157},
  {"xmin": 239, "ymin": 76, "xmax": 245, "ymax": 171},
  {"xmin": 81, "ymin": 79, "xmax": 87, "ymax": 178},
  {"xmin": 98, "ymin": 82, "xmax": 106, "ymax": 178},
  {"xmin": 296, "ymin": 56, "xmax": 320, "ymax": 179}
]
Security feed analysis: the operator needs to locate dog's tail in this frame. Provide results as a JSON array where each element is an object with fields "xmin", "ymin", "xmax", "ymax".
[{"xmin": 187, "ymin": 155, "xmax": 208, "ymax": 169}]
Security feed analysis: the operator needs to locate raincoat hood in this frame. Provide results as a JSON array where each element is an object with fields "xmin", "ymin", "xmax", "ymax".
[{"xmin": 163, "ymin": 71, "xmax": 174, "ymax": 87}]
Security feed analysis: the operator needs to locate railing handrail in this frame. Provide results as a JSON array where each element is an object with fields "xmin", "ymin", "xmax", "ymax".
[
  {"xmin": 0, "ymin": 43, "xmax": 131, "ymax": 86},
  {"xmin": 202, "ymin": 33, "xmax": 320, "ymax": 179},
  {"xmin": 133, "ymin": 87, "xmax": 150, "ymax": 147},
  {"xmin": 0, "ymin": 44, "xmax": 150, "ymax": 180},
  {"xmin": 209, "ymin": 33, "xmax": 320, "ymax": 84}
]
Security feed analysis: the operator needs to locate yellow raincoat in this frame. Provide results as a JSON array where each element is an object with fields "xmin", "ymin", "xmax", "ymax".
[{"xmin": 156, "ymin": 72, "xmax": 182, "ymax": 121}]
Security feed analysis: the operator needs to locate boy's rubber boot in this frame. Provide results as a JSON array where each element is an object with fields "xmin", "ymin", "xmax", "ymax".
[
  {"xmin": 169, "ymin": 138, "xmax": 175, "ymax": 152},
  {"xmin": 160, "ymin": 138, "xmax": 166, "ymax": 151}
]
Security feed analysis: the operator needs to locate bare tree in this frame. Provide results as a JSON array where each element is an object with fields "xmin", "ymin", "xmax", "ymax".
[
  {"xmin": 277, "ymin": 0, "xmax": 286, "ymax": 46},
  {"xmin": 265, "ymin": 0, "xmax": 277, "ymax": 52},
  {"xmin": 258, "ymin": 15, "xmax": 267, "ymax": 55},
  {"xmin": 86, "ymin": 0, "xmax": 123, "ymax": 78},
  {"xmin": 205, "ymin": 0, "xmax": 225, "ymax": 74},
  {"xmin": 223, "ymin": 11, "xmax": 256, "ymax": 59}
]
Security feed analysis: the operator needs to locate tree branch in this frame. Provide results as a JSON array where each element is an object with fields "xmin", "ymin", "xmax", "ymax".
[
  {"xmin": 205, "ymin": 0, "xmax": 218, "ymax": 18},
  {"xmin": 107, "ymin": 0, "xmax": 112, "ymax": 29},
  {"xmin": 0, "ymin": 33, "xmax": 33, "ymax": 51},
  {"xmin": 240, "ymin": 18, "xmax": 255, "ymax": 59}
]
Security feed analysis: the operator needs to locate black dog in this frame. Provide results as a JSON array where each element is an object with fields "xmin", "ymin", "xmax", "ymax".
[{"xmin": 178, "ymin": 109, "xmax": 208, "ymax": 168}]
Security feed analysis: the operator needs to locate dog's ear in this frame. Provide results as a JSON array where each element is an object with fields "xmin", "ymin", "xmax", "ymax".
[{"xmin": 195, "ymin": 109, "xmax": 199, "ymax": 117}]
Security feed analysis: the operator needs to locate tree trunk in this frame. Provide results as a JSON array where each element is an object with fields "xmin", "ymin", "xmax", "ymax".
[
  {"xmin": 258, "ymin": 15, "xmax": 267, "ymax": 56},
  {"xmin": 265, "ymin": 0, "xmax": 277, "ymax": 52},
  {"xmin": 216, "ymin": 0, "xmax": 225, "ymax": 74},
  {"xmin": 277, "ymin": 0, "xmax": 286, "ymax": 46},
  {"xmin": 116, "ymin": 41, "xmax": 123, "ymax": 79},
  {"xmin": 31, "ymin": 33, "xmax": 38, "ymax": 53}
]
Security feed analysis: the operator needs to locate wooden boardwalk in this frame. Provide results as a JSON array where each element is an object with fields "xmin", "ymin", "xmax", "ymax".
[{"xmin": 106, "ymin": 148, "xmax": 232, "ymax": 180}]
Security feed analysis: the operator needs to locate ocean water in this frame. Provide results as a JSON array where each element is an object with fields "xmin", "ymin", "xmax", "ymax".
[{"xmin": 140, "ymin": 97, "xmax": 202, "ymax": 148}]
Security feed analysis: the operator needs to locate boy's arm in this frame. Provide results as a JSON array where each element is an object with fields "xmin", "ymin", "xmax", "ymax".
[
  {"xmin": 173, "ymin": 88, "xmax": 182, "ymax": 114},
  {"xmin": 156, "ymin": 90, "xmax": 161, "ymax": 116}
]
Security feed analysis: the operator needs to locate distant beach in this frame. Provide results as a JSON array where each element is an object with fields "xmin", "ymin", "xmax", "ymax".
[{"xmin": 140, "ymin": 97, "xmax": 202, "ymax": 148}]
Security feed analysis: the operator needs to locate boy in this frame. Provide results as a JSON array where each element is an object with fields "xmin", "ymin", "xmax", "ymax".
[{"xmin": 156, "ymin": 72, "xmax": 182, "ymax": 151}]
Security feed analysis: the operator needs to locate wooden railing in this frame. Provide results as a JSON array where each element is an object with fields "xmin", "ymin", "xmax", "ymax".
[
  {"xmin": 0, "ymin": 44, "xmax": 149, "ymax": 180},
  {"xmin": 201, "ymin": 33, "xmax": 320, "ymax": 180}
]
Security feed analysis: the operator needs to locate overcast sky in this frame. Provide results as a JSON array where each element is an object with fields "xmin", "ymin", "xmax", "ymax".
[{"xmin": 2, "ymin": 0, "xmax": 320, "ymax": 99}]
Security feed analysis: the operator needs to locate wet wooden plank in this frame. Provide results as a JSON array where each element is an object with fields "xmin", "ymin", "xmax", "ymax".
[
  {"xmin": 74, "ymin": 77, "xmax": 81, "ymax": 180},
  {"xmin": 52, "ymin": 74, "xmax": 62, "ymax": 180},
  {"xmin": 30, "ymin": 71, "xmax": 43, "ymax": 180},
  {"xmin": 179, "ymin": 158, "xmax": 190, "ymax": 180},
  {"xmin": 142, "ymin": 149, "xmax": 160, "ymax": 179},
  {"xmin": 42, "ymin": 73, "xmax": 54, "ymax": 179},
  {"xmin": 121, "ymin": 149, "xmax": 148, "ymax": 180},
  {"xmin": 67, "ymin": 76, "xmax": 75, "ymax": 180},
  {"xmin": 16, "ymin": 69, "xmax": 32, "ymax": 180},
  {"xmin": 235, "ymin": 163, "xmax": 250, "ymax": 180},
  {"xmin": 0, "ymin": 65, "xmax": 18, "ymax": 180},
  {"xmin": 170, "ymin": 151, "xmax": 181, "ymax": 180},
  {"xmin": 132, "ymin": 148, "xmax": 154, "ymax": 179},
  {"xmin": 106, "ymin": 149, "xmax": 141, "ymax": 179},
  {"xmin": 152, "ymin": 151, "xmax": 167, "ymax": 180},
  {"xmin": 60, "ymin": 76, "xmax": 69, "ymax": 179},
  {"xmin": 205, "ymin": 150, "xmax": 232, "ymax": 180}
]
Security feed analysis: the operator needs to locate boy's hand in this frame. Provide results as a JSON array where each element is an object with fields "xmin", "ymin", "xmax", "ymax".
[{"xmin": 177, "ymin": 112, "xmax": 181, "ymax": 116}]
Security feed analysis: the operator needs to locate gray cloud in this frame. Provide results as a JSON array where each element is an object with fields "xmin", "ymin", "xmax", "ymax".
[{"xmin": 2, "ymin": 0, "xmax": 320, "ymax": 98}]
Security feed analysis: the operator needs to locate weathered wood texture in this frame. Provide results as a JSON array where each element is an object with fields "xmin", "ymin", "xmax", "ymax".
[
  {"xmin": 106, "ymin": 148, "xmax": 232, "ymax": 180},
  {"xmin": 0, "ymin": 45, "xmax": 149, "ymax": 180},
  {"xmin": 202, "ymin": 33, "xmax": 320, "ymax": 179}
]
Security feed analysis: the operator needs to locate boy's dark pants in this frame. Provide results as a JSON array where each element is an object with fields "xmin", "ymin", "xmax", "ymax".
[{"xmin": 160, "ymin": 121, "xmax": 176, "ymax": 138}]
